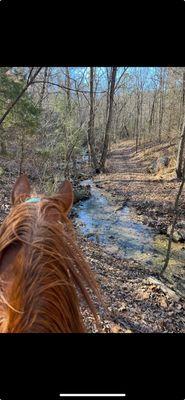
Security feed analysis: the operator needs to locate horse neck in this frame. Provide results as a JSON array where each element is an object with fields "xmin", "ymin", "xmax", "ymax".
[
  {"xmin": 0, "ymin": 207, "xmax": 88, "ymax": 333},
  {"xmin": 2, "ymin": 243, "xmax": 85, "ymax": 333},
  {"xmin": 0, "ymin": 200, "xmax": 99, "ymax": 333}
]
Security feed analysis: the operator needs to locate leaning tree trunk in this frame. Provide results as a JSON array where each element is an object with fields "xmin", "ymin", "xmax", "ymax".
[
  {"xmin": 161, "ymin": 159, "xmax": 185, "ymax": 274},
  {"xmin": 87, "ymin": 67, "xmax": 99, "ymax": 172},
  {"xmin": 176, "ymin": 117, "xmax": 185, "ymax": 180},
  {"xmin": 100, "ymin": 67, "xmax": 117, "ymax": 171}
]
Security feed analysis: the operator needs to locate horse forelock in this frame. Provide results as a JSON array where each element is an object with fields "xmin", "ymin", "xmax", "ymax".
[{"xmin": 0, "ymin": 195, "xmax": 100, "ymax": 333}]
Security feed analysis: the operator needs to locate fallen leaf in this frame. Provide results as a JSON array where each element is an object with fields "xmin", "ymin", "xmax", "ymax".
[
  {"xmin": 160, "ymin": 298, "xmax": 168, "ymax": 308},
  {"xmin": 110, "ymin": 324, "xmax": 122, "ymax": 333}
]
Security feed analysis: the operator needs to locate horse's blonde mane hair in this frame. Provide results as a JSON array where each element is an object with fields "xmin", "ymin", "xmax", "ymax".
[{"xmin": 0, "ymin": 194, "xmax": 100, "ymax": 333}]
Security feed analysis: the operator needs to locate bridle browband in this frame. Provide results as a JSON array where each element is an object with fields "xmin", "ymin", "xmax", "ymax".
[{"xmin": 24, "ymin": 197, "xmax": 41, "ymax": 203}]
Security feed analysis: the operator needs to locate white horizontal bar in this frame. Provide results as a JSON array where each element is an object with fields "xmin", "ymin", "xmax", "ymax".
[{"xmin": 60, "ymin": 395, "xmax": 126, "ymax": 398}]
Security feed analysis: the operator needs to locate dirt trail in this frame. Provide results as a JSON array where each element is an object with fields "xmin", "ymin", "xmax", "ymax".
[{"xmin": 94, "ymin": 140, "xmax": 185, "ymax": 232}]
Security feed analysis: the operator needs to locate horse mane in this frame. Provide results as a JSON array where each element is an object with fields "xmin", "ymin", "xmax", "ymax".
[{"xmin": 0, "ymin": 194, "xmax": 100, "ymax": 333}]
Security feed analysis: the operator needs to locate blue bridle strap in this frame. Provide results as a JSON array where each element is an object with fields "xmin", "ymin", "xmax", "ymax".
[{"xmin": 25, "ymin": 197, "xmax": 41, "ymax": 203}]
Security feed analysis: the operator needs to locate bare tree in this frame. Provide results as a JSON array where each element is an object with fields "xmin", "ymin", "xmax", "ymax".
[
  {"xmin": 65, "ymin": 67, "xmax": 71, "ymax": 112},
  {"xmin": 178, "ymin": 69, "xmax": 185, "ymax": 131},
  {"xmin": 87, "ymin": 67, "xmax": 99, "ymax": 172},
  {"xmin": 158, "ymin": 67, "xmax": 166, "ymax": 143},
  {"xmin": 176, "ymin": 116, "xmax": 185, "ymax": 179},
  {"xmin": 100, "ymin": 67, "xmax": 117, "ymax": 171},
  {"xmin": 148, "ymin": 89, "xmax": 157, "ymax": 137},
  {"xmin": 39, "ymin": 67, "xmax": 48, "ymax": 107}
]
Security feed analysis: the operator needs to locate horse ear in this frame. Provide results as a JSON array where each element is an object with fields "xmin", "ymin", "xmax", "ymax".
[
  {"xmin": 11, "ymin": 174, "xmax": 31, "ymax": 205},
  {"xmin": 0, "ymin": 242, "xmax": 22, "ymax": 275},
  {"xmin": 58, "ymin": 180, "xmax": 74, "ymax": 214}
]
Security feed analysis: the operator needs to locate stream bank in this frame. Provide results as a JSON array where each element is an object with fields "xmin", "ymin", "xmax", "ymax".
[
  {"xmin": 74, "ymin": 179, "xmax": 185, "ymax": 298},
  {"xmin": 73, "ymin": 180, "xmax": 185, "ymax": 332}
]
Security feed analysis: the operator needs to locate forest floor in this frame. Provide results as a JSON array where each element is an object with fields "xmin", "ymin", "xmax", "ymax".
[
  {"xmin": 79, "ymin": 139, "xmax": 185, "ymax": 333},
  {"xmin": 0, "ymin": 139, "xmax": 185, "ymax": 333},
  {"xmin": 79, "ymin": 235, "xmax": 185, "ymax": 333},
  {"xmin": 94, "ymin": 139, "xmax": 185, "ymax": 233}
]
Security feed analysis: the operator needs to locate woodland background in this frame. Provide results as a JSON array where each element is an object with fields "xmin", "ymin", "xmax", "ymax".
[{"xmin": 0, "ymin": 67, "xmax": 185, "ymax": 332}]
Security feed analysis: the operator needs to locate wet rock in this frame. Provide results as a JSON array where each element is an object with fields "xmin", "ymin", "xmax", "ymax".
[
  {"xmin": 176, "ymin": 281, "xmax": 185, "ymax": 293},
  {"xmin": 147, "ymin": 157, "xmax": 169, "ymax": 174},
  {"xmin": 114, "ymin": 199, "xmax": 129, "ymax": 211},
  {"xmin": 143, "ymin": 277, "xmax": 180, "ymax": 302},
  {"xmin": 167, "ymin": 223, "xmax": 185, "ymax": 242},
  {"xmin": 171, "ymin": 230, "xmax": 182, "ymax": 243},
  {"xmin": 158, "ymin": 156, "xmax": 170, "ymax": 168},
  {"xmin": 73, "ymin": 185, "xmax": 91, "ymax": 204},
  {"xmin": 176, "ymin": 222, "xmax": 185, "ymax": 241},
  {"xmin": 85, "ymin": 231, "xmax": 95, "ymax": 238},
  {"xmin": 105, "ymin": 244, "xmax": 119, "ymax": 254},
  {"xmin": 147, "ymin": 160, "xmax": 158, "ymax": 174},
  {"xmin": 108, "ymin": 235, "xmax": 115, "ymax": 239}
]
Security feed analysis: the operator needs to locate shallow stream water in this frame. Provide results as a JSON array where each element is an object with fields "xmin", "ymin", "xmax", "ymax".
[{"xmin": 74, "ymin": 180, "xmax": 185, "ymax": 288}]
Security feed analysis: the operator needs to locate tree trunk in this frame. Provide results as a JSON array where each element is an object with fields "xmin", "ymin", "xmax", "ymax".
[
  {"xmin": 0, "ymin": 126, "xmax": 7, "ymax": 155},
  {"xmin": 19, "ymin": 131, "xmax": 25, "ymax": 175},
  {"xmin": 87, "ymin": 67, "xmax": 99, "ymax": 172},
  {"xmin": 65, "ymin": 67, "xmax": 71, "ymax": 113},
  {"xmin": 149, "ymin": 90, "xmax": 157, "ymax": 137},
  {"xmin": 158, "ymin": 67, "xmax": 165, "ymax": 143},
  {"xmin": 100, "ymin": 67, "xmax": 117, "ymax": 171},
  {"xmin": 135, "ymin": 92, "xmax": 140, "ymax": 153},
  {"xmin": 124, "ymin": 125, "xmax": 129, "ymax": 137},
  {"xmin": 178, "ymin": 70, "xmax": 185, "ymax": 130},
  {"xmin": 105, "ymin": 67, "xmax": 111, "ymax": 123},
  {"xmin": 139, "ymin": 91, "xmax": 143, "ymax": 146},
  {"xmin": 176, "ymin": 117, "xmax": 185, "ymax": 179},
  {"xmin": 39, "ymin": 67, "xmax": 48, "ymax": 107},
  {"xmin": 63, "ymin": 68, "xmax": 72, "ymax": 178}
]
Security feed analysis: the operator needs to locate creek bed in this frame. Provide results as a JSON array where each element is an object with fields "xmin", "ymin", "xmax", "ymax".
[{"xmin": 73, "ymin": 180, "xmax": 185, "ymax": 293}]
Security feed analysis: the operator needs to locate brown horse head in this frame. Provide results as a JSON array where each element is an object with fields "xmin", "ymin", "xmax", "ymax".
[{"xmin": 0, "ymin": 175, "xmax": 100, "ymax": 333}]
